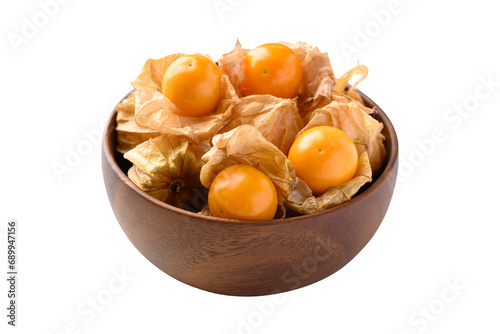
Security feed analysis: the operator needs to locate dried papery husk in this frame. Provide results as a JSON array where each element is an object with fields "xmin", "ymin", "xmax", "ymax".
[
  {"xmin": 218, "ymin": 40, "xmax": 248, "ymax": 98},
  {"xmin": 367, "ymin": 129, "xmax": 387, "ymax": 179},
  {"xmin": 329, "ymin": 90, "xmax": 369, "ymax": 109},
  {"xmin": 131, "ymin": 54, "xmax": 239, "ymax": 143},
  {"xmin": 301, "ymin": 90, "xmax": 372, "ymax": 124},
  {"xmin": 115, "ymin": 91, "xmax": 160, "ymax": 154},
  {"xmin": 200, "ymin": 125, "xmax": 294, "ymax": 207},
  {"xmin": 218, "ymin": 94, "xmax": 304, "ymax": 155},
  {"xmin": 198, "ymin": 205, "xmax": 213, "ymax": 217},
  {"xmin": 285, "ymin": 41, "xmax": 336, "ymax": 118},
  {"xmin": 333, "ymin": 62, "xmax": 369, "ymax": 103},
  {"xmin": 124, "ymin": 134, "xmax": 207, "ymax": 211},
  {"xmin": 286, "ymin": 100, "xmax": 386, "ymax": 214}
]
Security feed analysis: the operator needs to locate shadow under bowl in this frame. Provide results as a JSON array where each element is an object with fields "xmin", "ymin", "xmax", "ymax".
[{"xmin": 102, "ymin": 90, "xmax": 399, "ymax": 296}]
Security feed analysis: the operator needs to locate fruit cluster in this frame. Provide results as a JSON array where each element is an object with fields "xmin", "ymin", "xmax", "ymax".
[{"xmin": 116, "ymin": 41, "xmax": 386, "ymax": 220}]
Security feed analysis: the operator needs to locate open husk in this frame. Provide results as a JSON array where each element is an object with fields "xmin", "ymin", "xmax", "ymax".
[
  {"xmin": 124, "ymin": 134, "xmax": 207, "ymax": 211},
  {"xmin": 115, "ymin": 91, "xmax": 160, "ymax": 154},
  {"xmin": 200, "ymin": 125, "xmax": 294, "ymax": 209},
  {"xmin": 287, "ymin": 152, "xmax": 372, "ymax": 214},
  {"xmin": 286, "ymin": 100, "xmax": 386, "ymax": 214},
  {"xmin": 132, "ymin": 54, "xmax": 239, "ymax": 143},
  {"xmin": 218, "ymin": 41, "xmax": 336, "ymax": 119}
]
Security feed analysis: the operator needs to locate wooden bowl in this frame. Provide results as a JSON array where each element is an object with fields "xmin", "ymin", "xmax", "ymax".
[{"xmin": 102, "ymin": 91, "xmax": 398, "ymax": 296}]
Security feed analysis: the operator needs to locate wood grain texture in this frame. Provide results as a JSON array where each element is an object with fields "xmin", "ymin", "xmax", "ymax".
[{"xmin": 102, "ymin": 90, "xmax": 399, "ymax": 296}]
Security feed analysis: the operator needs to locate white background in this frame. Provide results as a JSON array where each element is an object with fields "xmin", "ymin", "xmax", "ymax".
[{"xmin": 1, "ymin": 0, "xmax": 499, "ymax": 333}]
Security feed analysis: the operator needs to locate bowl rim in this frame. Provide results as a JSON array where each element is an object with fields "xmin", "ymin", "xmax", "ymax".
[{"xmin": 103, "ymin": 90, "xmax": 398, "ymax": 226}]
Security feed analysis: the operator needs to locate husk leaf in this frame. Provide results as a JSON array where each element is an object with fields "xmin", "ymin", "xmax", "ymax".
[
  {"xmin": 218, "ymin": 94, "xmax": 303, "ymax": 155},
  {"xmin": 124, "ymin": 134, "xmax": 207, "ymax": 211},
  {"xmin": 285, "ymin": 42, "xmax": 336, "ymax": 118},
  {"xmin": 333, "ymin": 62, "xmax": 369, "ymax": 103},
  {"xmin": 115, "ymin": 91, "xmax": 160, "ymax": 154},
  {"xmin": 217, "ymin": 40, "xmax": 248, "ymax": 97}
]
